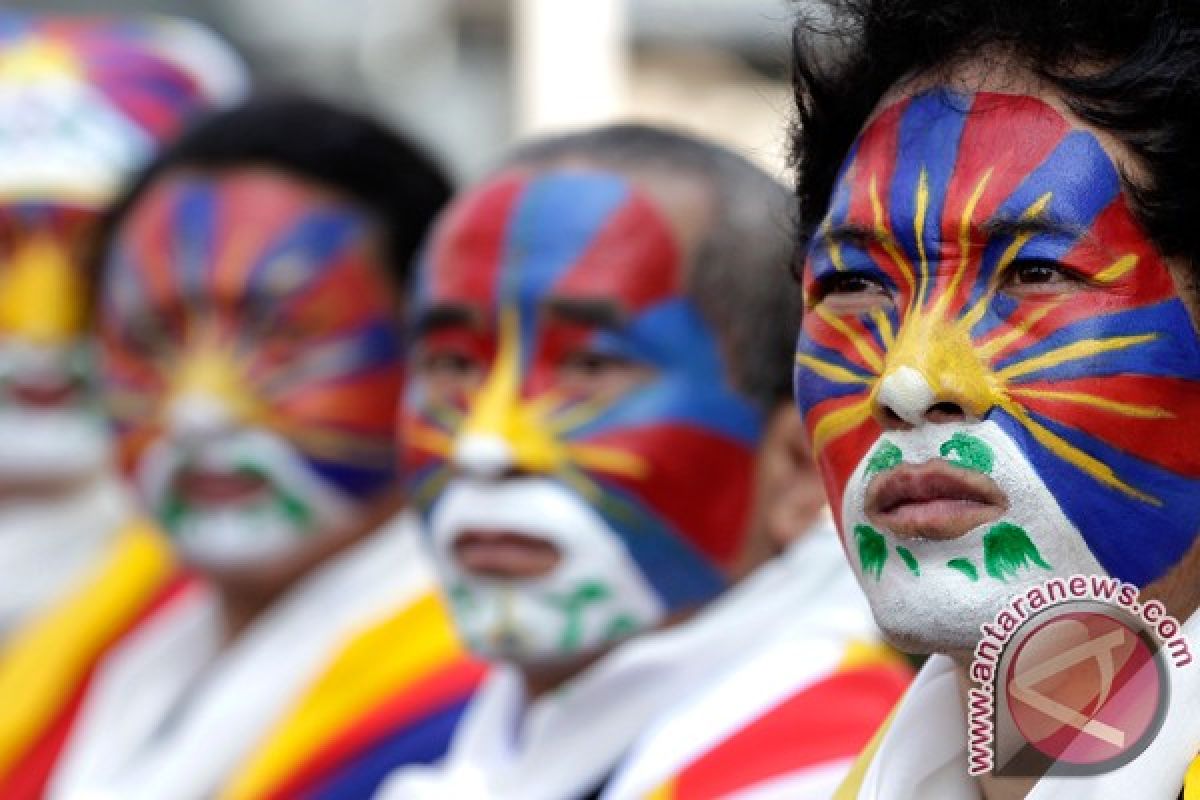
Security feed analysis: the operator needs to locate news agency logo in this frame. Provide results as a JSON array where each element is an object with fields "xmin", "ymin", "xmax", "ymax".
[{"xmin": 967, "ymin": 576, "xmax": 1190, "ymax": 777}]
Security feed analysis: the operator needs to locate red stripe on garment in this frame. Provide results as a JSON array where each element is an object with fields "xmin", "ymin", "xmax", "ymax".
[
  {"xmin": 263, "ymin": 658, "xmax": 487, "ymax": 800},
  {"xmin": 672, "ymin": 663, "xmax": 911, "ymax": 800},
  {"xmin": 0, "ymin": 573, "xmax": 197, "ymax": 800}
]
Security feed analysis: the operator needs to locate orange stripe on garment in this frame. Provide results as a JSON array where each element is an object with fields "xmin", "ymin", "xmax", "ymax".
[
  {"xmin": 221, "ymin": 590, "xmax": 480, "ymax": 800},
  {"xmin": 0, "ymin": 520, "xmax": 176, "ymax": 784},
  {"xmin": 668, "ymin": 661, "xmax": 911, "ymax": 799}
]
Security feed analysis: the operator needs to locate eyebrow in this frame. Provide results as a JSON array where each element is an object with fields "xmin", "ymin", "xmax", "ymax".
[
  {"xmin": 820, "ymin": 214, "xmax": 1088, "ymax": 250},
  {"xmin": 542, "ymin": 297, "xmax": 627, "ymax": 329},
  {"xmin": 414, "ymin": 304, "xmax": 481, "ymax": 334}
]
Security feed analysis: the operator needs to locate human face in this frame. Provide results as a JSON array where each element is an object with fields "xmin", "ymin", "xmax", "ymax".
[
  {"xmin": 404, "ymin": 169, "xmax": 762, "ymax": 664},
  {"xmin": 794, "ymin": 89, "xmax": 1200, "ymax": 654},
  {"xmin": 0, "ymin": 204, "xmax": 108, "ymax": 486},
  {"xmin": 98, "ymin": 170, "xmax": 403, "ymax": 567}
]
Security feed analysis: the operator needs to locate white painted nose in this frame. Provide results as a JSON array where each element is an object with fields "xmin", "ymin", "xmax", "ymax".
[
  {"xmin": 167, "ymin": 393, "xmax": 236, "ymax": 444},
  {"xmin": 453, "ymin": 433, "xmax": 514, "ymax": 479},
  {"xmin": 877, "ymin": 366, "xmax": 936, "ymax": 426}
]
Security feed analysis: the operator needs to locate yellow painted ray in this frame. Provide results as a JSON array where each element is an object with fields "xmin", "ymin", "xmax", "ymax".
[
  {"xmin": 811, "ymin": 397, "xmax": 874, "ymax": 454},
  {"xmin": 869, "ymin": 175, "xmax": 916, "ymax": 293},
  {"xmin": 931, "ymin": 169, "xmax": 993, "ymax": 320},
  {"xmin": 914, "ymin": 167, "xmax": 932, "ymax": 306},
  {"xmin": 977, "ymin": 298, "xmax": 1065, "ymax": 361},
  {"xmin": 794, "ymin": 353, "xmax": 874, "ymax": 386},
  {"xmin": 999, "ymin": 397, "xmax": 1159, "ymax": 505},
  {"xmin": 870, "ymin": 309, "xmax": 896, "ymax": 350},
  {"xmin": 996, "ymin": 333, "xmax": 1157, "ymax": 384},
  {"xmin": 1095, "ymin": 254, "xmax": 1139, "ymax": 284},
  {"xmin": 411, "ymin": 465, "xmax": 452, "ymax": 508},
  {"xmin": 563, "ymin": 443, "xmax": 648, "ymax": 480},
  {"xmin": 547, "ymin": 397, "xmax": 613, "ymax": 435},
  {"xmin": 814, "ymin": 306, "xmax": 885, "ymax": 373},
  {"xmin": 404, "ymin": 421, "xmax": 454, "ymax": 458},
  {"xmin": 1008, "ymin": 388, "xmax": 1173, "ymax": 420}
]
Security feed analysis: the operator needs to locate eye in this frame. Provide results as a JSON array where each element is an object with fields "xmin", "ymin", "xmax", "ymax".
[
  {"xmin": 557, "ymin": 349, "xmax": 650, "ymax": 397},
  {"xmin": 415, "ymin": 346, "xmax": 485, "ymax": 401},
  {"xmin": 1002, "ymin": 259, "xmax": 1088, "ymax": 297},
  {"xmin": 810, "ymin": 271, "xmax": 894, "ymax": 314}
]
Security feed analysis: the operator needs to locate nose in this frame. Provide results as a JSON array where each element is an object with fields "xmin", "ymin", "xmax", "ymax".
[
  {"xmin": 875, "ymin": 366, "xmax": 971, "ymax": 430},
  {"xmin": 167, "ymin": 392, "xmax": 237, "ymax": 445},
  {"xmin": 453, "ymin": 432, "xmax": 516, "ymax": 479}
]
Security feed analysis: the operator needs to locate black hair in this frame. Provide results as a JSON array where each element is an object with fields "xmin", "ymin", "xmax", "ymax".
[
  {"xmin": 94, "ymin": 93, "xmax": 452, "ymax": 292},
  {"xmin": 792, "ymin": 0, "xmax": 1200, "ymax": 275},
  {"xmin": 508, "ymin": 124, "xmax": 800, "ymax": 412}
]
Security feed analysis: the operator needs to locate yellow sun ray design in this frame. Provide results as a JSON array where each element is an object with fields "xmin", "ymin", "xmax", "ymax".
[
  {"xmin": 870, "ymin": 309, "xmax": 896, "ymax": 350},
  {"xmin": 811, "ymin": 397, "xmax": 874, "ymax": 454},
  {"xmin": 403, "ymin": 421, "xmax": 454, "ymax": 458},
  {"xmin": 870, "ymin": 175, "xmax": 917, "ymax": 293},
  {"xmin": 1007, "ymin": 388, "xmax": 1174, "ymax": 419},
  {"xmin": 998, "ymin": 396, "xmax": 1160, "ymax": 505},
  {"xmin": 931, "ymin": 169, "xmax": 993, "ymax": 320},
  {"xmin": 547, "ymin": 397, "xmax": 617, "ymax": 436},
  {"xmin": 914, "ymin": 168, "xmax": 932, "ymax": 307},
  {"xmin": 814, "ymin": 306, "xmax": 885, "ymax": 374},
  {"xmin": 794, "ymin": 353, "xmax": 874, "ymax": 386},
  {"xmin": 976, "ymin": 298, "xmax": 1065, "ymax": 361},
  {"xmin": 996, "ymin": 333, "xmax": 1158, "ymax": 383},
  {"xmin": 1095, "ymin": 254, "xmax": 1139, "ymax": 284}
]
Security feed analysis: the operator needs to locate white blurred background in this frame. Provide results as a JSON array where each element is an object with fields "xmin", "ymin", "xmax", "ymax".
[{"xmin": 7, "ymin": 0, "xmax": 797, "ymax": 182}]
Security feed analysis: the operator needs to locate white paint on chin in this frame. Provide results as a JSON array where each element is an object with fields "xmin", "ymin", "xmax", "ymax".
[
  {"xmin": 841, "ymin": 420, "xmax": 1106, "ymax": 656},
  {"xmin": 138, "ymin": 427, "xmax": 355, "ymax": 568},
  {"xmin": 428, "ymin": 477, "xmax": 664, "ymax": 665}
]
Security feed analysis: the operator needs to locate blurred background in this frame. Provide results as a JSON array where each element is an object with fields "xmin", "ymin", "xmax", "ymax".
[{"xmin": 7, "ymin": 0, "xmax": 797, "ymax": 182}]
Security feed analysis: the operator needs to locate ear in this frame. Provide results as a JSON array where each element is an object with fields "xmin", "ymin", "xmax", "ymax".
[{"xmin": 735, "ymin": 404, "xmax": 830, "ymax": 576}]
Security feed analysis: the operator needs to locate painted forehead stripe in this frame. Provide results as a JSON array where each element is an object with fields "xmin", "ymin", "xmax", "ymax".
[{"xmin": 796, "ymin": 90, "xmax": 1200, "ymax": 586}]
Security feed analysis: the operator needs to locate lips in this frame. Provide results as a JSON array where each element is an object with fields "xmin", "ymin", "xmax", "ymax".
[
  {"xmin": 453, "ymin": 529, "xmax": 563, "ymax": 580},
  {"xmin": 866, "ymin": 459, "xmax": 1008, "ymax": 541},
  {"xmin": 176, "ymin": 468, "xmax": 270, "ymax": 506},
  {"xmin": 8, "ymin": 376, "xmax": 80, "ymax": 409}
]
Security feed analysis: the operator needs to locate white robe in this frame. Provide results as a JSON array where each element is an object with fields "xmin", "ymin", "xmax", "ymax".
[
  {"xmin": 47, "ymin": 511, "xmax": 436, "ymax": 800},
  {"xmin": 845, "ymin": 612, "xmax": 1200, "ymax": 800},
  {"xmin": 602, "ymin": 515, "xmax": 883, "ymax": 800},
  {"xmin": 0, "ymin": 475, "xmax": 131, "ymax": 639},
  {"xmin": 377, "ymin": 516, "xmax": 863, "ymax": 800}
]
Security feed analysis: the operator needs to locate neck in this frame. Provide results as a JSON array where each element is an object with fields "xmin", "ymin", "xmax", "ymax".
[
  {"xmin": 952, "ymin": 664, "xmax": 1040, "ymax": 800},
  {"xmin": 519, "ymin": 647, "xmax": 611, "ymax": 703}
]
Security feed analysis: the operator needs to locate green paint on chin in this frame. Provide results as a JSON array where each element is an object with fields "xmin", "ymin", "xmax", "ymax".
[
  {"xmin": 983, "ymin": 522, "xmax": 1052, "ymax": 581},
  {"xmin": 946, "ymin": 558, "xmax": 980, "ymax": 581},
  {"xmin": 866, "ymin": 441, "xmax": 903, "ymax": 476},
  {"xmin": 548, "ymin": 581, "xmax": 611, "ymax": 652},
  {"xmin": 854, "ymin": 524, "xmax": 888, "ymax": 581},
  {"xmin": 896, "ymin": 546, "xmax": 920, "ymax": 576},
  {"xmin": 939, "ymin": 432, "xmax": 995, "ymax": 474}
]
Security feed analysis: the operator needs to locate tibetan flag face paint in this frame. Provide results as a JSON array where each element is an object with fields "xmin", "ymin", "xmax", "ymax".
[
  {"xmin": 794, "ymin": 90, "xmax": 1200, "ymax": 653},
  {"xmin": 98, "ymin": 170, "xmax": 404, "ymax": 567},
  {"xmin": 404, "ymin": 170, "xmax": 762, "ymax": 664}
]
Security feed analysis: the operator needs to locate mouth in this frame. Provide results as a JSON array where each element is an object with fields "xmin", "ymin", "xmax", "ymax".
[
  {"xmin": 865, "ymin": 459, "xmax": 1008, "ymax": 541},
  {"xmin": 7, "ymin": 376, "xmax": 80, "ymax": 410},
  {"xmin": 452, "ymin": 529, "xmax": 563, "ymax": 581},
  {"xmin": 175, "ymin": 467, "xmax": 271, "ymax": 507}
]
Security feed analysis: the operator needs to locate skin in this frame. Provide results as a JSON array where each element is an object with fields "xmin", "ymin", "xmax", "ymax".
[
  {"xmin": 100, "ymin": 166, "xmax": 406, "ymax": 640},
  {"xmin": 805, "ymin": 56, "xmax": 1200, "ymax": 800}
]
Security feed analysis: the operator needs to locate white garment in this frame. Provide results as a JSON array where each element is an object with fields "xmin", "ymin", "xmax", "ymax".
[
  {"xmin": 849, "ymin": 611, "xmax": 1200, "ymax": 800},
  {"xmin": 377, "ymin": 516, "xmax": 857, "ymax": 800},
  {"xmin": 48, "ymin": 511, "xmax": 436, "ymax": 800},
  {"xmin": 0, "ymin": 475, "xmax": 131, "ymax": 639},
  {"xmin": 603, "ymin": 515, "xmax": 880, "ymax": 800}
]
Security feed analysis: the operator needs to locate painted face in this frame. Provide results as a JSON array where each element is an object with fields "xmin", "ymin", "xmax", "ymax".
[
  {"xmin": 795, "ymin": 90, "xmax": 1200, "ymax": 653},
  {"xmin": 404, "ymin": 170, "xmax": 762, "ymax": 664},
  {"xmin": 0, "ymin": 204, "xmax": 107, "ymax": 481},
  {"xmin": 98, "ymin": 171, "xmax": 404, "ymax": 567}
]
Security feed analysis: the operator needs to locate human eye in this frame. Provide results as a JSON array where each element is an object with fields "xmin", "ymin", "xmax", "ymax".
[
  {"xmin": 1001, "ymin": 258, "xmax": 1089, "ymax": 297},
  {"xmin": 808, "ymin": 271, "xmax": 894, "ymax": 314}
]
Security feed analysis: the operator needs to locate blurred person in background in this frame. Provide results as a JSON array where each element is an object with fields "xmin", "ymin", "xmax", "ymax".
[
  {"xmin": 0, "ymin": 11, "xmax": 244, "ymax": 641},
  {"xmin": 378, "ymin": 124, "xmax": 905, "ymax": 800},
  {"xmin": 1, "ymin": 96, "xmax": 482, "ymax": 800},
  {"xmin": 790, "ymin": 1, "xmax": 1200, "ymax": 797}
]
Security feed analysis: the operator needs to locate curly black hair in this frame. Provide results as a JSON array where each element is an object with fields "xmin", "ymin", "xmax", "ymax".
[{"xmin": 792, "ymin": 0, "xmax": 1200, "ymax": 274}]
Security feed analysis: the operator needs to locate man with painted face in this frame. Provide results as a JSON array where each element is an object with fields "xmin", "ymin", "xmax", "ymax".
[
  {"xmin": 789, "ymin": 1, "xmax": 1200, "ymax": 798},
  {"xmin": 0, "ymin": 97, "xmax": 483, "ymax": 800},
  {"xmin": 377, "ymin": 124, "xmax": 906, "ymax": 800},
  {"xmin": 0, "ymin": 13, "xmax": 244, "ymax": 639}
]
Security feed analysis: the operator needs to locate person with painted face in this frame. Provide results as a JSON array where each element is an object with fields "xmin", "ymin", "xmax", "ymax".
[
  {"xmin": 377, "ymin": 124, "xmax": 906, "ymax": 800},
  {"xmin": 789, "ymin": 1, "xmax": 1200, "ymax": 798},
  {"xmin": 1, "ymin": 96, "xmax": 483, "ymax": 800},
  {"xmin": 0, "ymin": 13, "xmax": 244, "ymax": 640}
]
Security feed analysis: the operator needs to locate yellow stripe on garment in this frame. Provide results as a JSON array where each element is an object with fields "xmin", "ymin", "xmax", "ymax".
[
  {"xmin": 830, "ymin": 640, "xmax": 907, "ymax": 800},
  {"xmin": 221, "ymin": 590, "xmax": 464, "ymax": 800},
  {"xmin": 1185, "ymin": 754, "xmax": 1200, "ymax": 800},
  {"xmin": 0, "ymin": 519, "xmax": 173, "ymax": 778},
  {"xmin": 832, "ymin": 704, "xmax": 900, "ymax": 800},
  {"xmin": 645, "ymin": 777, "xmax": 676, "ymax": 800},
  {"xmin": 837, "ymin": 639, "xmax": 909, "ymax": 672}
]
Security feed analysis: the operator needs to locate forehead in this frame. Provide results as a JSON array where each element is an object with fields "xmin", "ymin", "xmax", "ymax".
[
  {"xmin": 108, "ymin": 168, "xmax": 384, "ymax": 305},
  {"xmin": 417, "ymin": 170, "xmax": 686, "ymax": 315},
  {"xmin": 827, "ymin": 90, "xmax": 1121, "ymax": 238}
]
